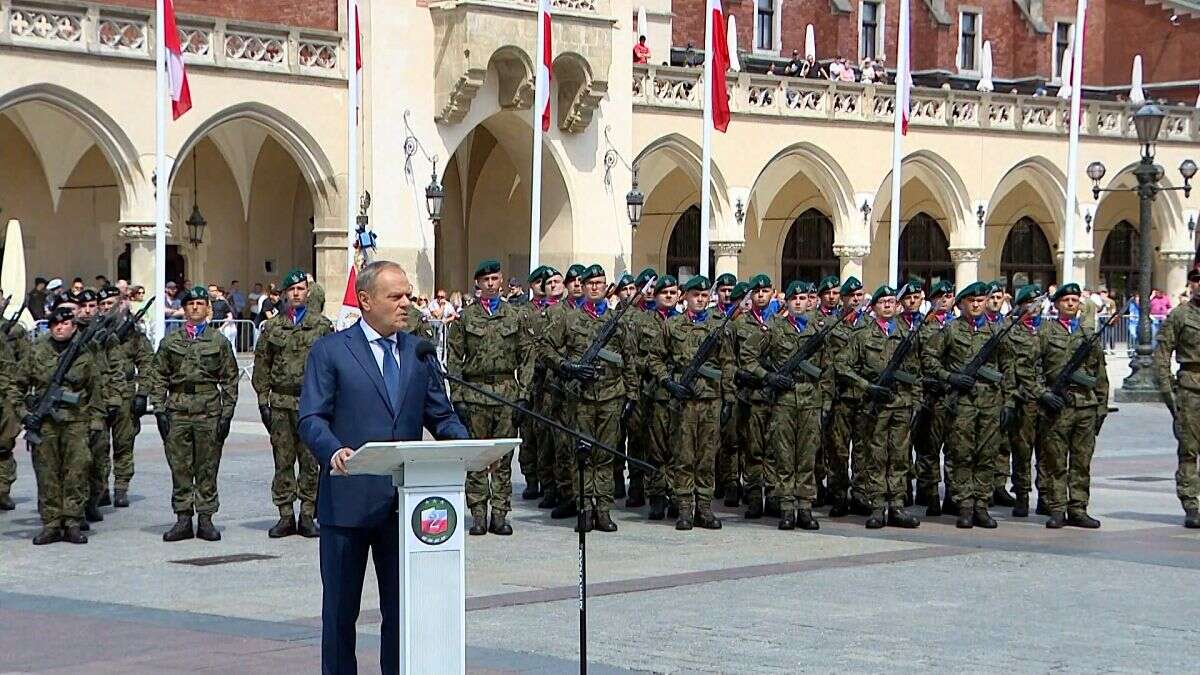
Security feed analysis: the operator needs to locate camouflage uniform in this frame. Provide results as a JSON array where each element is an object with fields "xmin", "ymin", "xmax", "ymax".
[
  {"xmin": 541, "ymin": 298, "xmax": 581, "ymax": 504},
  {"xmin": 252, "ymin": 307, "xmax": 333, "ymax": 518},
  {"xmin": 1154, "ymin": 299, "xmax": 1200, "ymax": 518},
  {"xmin": 633, "ymin": 304, "xmax": 677, "ymax": 504},
  {"xmin": 98, "ymin": 326, "xmax": 154, "ymax": 496},
  {"xmin": 0, "ymin": 335, "xmax": 22, "ymax": 505},
  {"xmin": 824, "ymin": 308, "xmax": 866, "ymax": 506},
  {"xmin": 1004, "ymin": 317, "xmax": 1043, "ymax": 504},
  {"xmin": 526, "ymin": 296, "xmax": 561, "ymax": 495},
  {"xmin": 913, "ymin": 310, "xmax": 953, "ymax": 504},
  {"xmin": 151, "ymin": 325, "xmax": 239, "ymax": 517},
  {"xmin": 732, "ymin": 308, "xmax": 773, "ymax": 511}
]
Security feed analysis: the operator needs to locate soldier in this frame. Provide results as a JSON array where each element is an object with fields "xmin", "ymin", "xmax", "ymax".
[
  {"xmin": 622, "ymin": 267, "xmax": 658, "ymax": 509},
  {"xmin": 609, "ymin": 272, "xmax": 639, "ymax": 501},
  {"xmin": 650, "ymin": 275, "xmax": 735, "ymax": 531},
  {"xmin": 66, "ymin": 288, "xmax": 116, "ymax": 525},
  {"xmin": 306, "ymin": 273, "xmax": 326, "ymax": 315},
  {"xmin": 838, "ymin": 285, "xmax": 922, "ymax": 529},
  {"xmin": 0, "ymin": 325, "xmax": 21, "ymax": 512},
  {"xmin": 1155, "ymin": 268, "xmax": 1200, "ymax": 528},
  {"xmin": 896, "ymin": 279, "xmax": 925, "ymax": 507},
  {"xmin": 529, "ymin": 265, "xmax": 565, "ymax": 509},
  {"xmin": 1034, "ymin": 283, "xmax": 1108, "ymax": 529},
  {"xmin": 718, "ymin": 280, "xmax": 750, "ymax": 506},
  {"xmin": 913, "ymin": 281, "xmax": 955, "ymax": 516},
  {"xmin": 811, "ymin": 275, "xmax": 841, "ymax": 506},
  {"xmin": 544, "ymin": 263, "xmax": 587, "ymax": 519},
  {"xmin": 635, "ymin": 274, "xmax": 680, "ymax": 520},
  {"xmin": 925, "ymin": 282, "xmax": 1007, "ymax": 529},
  {"xmin": 1002, "ymin": 284, "xmax": 1043, "ymax": 518},
  {"xmin": 517, "ymin": 265, "xmax": 548, "ymax": 501},
  {"xmin": 983, "ymin": 280, "xmax": 1017, "ymax": 508},
  {"xmin": 827, "ymin": 277, "xmax": 869, "ymax": 515},
  {"xmin": 96, "ymin": 285, "xmax": 154, "ymax": 509},
  {"xmin": 152, "ymin": 286, "xmax": 240, "ymax": 542},
  {"xmin": 711, "ymin": 273, "xmax": 739, "ymax": 503},
  {"xmin": 447, "ymin": 260, "xmax": 530, "ymax": 536},
  {"xmin": 252, "ymin": 269, "xmax": 332, "ymax": 538},
  {"xmin": 549, "ymin": 264, "xmax": 637, "ymax": 532},
  {"xmin": 9, "ymin": 306, "xmax": 106, "ymax": 544},
  {"xmin": 761, "ymin": 280, "xmax": 829, "ymax": 530},
  {"xmin": 733, "ymin": 274, "xmax": 775, "ymax": 517}
]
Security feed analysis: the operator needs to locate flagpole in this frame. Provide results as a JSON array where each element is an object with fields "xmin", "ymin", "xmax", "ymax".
[
  {"xmin": 346, "ymin": 0, "xmax": 359, "ymax": 275},
  {"xmin": 699, "ymin": 2, "xmax": 714, "ymax": 280},
  {"xmin": 1062, "ymin": 0, "xmax": 1088, "ymax": 285},
  {"xmin": 888, "ymin": 0, "xmax": 910, "ymax": 288},
  {"xmin": 154, "ymin": 0, "xmax": 167, "ymax": 347},
  {"xmin": 530, "ymin": 0, "xmax": 545, "ymax": 273}
]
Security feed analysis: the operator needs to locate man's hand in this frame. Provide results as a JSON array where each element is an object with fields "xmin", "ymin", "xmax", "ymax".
[
  {"xmin": 720, "ymin": 401, "xmax": 734, "ymax": 425},
  {"xmin": 561, "ymin": 361, "xmax": 598, "ymax": 382},
  {"xmin": 259, "ymin": 405, "xmax": 272, "ymax": 429},
  {"xmin": 106, "ymin": 406, "xmax": 119, "ymax": 426},
  {"xmin": 1162, "ymin": 390, "xmax": 1179, "ymax": 419},
  {"xmin": 947, "ymin": 373, "xmax": 976, "ymax": 393},
  {"xmin": 763, "ymin": 372, "xmax": 795, "ymax": 391},
  {"xmin": 216, "ymin": 414, "xmax": 232, "ymax": 443},
  {"xmin": 131, "ymin": 394, "xmax": 148, "ymax": 417},
  {"xmin": 512, "ymin": 399, "xmax": 529, "ymax": 430},
  {"xmin": 155, "ymin": 412, "xmax": 170, "ymax": 440},
  {"xmin": 865, "ymin": 384, "xmax": 893, "ymax": 404},
  {"xmin": 999, "ymin": 404, "xmax": 1015, "ymax": 431},
  {"xmin": 663, "ymin": 379, "xmax": 694, "ymax": 401},
  {"xmin": 1094, "ymin": 412, "xmax": 1107, "ymax": 435},
  {"xmin": 331, "ymin": 447, "xmax": 355, "ymax": 476},
  {"xmin": 1038, "ymin": 391, "xmax": 1066, "ymax": 413}
]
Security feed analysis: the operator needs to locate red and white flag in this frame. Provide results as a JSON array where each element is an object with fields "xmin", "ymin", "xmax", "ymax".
[
  {"xmin": 708, "ymin": 0, "xmax": 730, "ymax": 132},
  {"xmin": 537, "ymin": 0, "xmax": 553, "ymax": 132},
  {"xmin": 163, "ymin": 0, "xmax": 191, "ymax": 119},
  {"xmin": 336, "ymin": 266, "xmax": 361, "ymax": 331},
  {"xmin": 896, "ymin": 0, "xmax": 912, "ymax": 135},
  {"xmin": 354, "ymin": 1, "xmax": 363, "ymax": 121}
]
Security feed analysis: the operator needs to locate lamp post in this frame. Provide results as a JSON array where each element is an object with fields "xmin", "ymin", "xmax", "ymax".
[
  {"xmin": 626, "ymin": 168, "xmax": 644, "ymax": 230},
  {"xmin": 187, "ymin": 151, "xmax": 206, "ymax": 246},
  {"xmin": 425, "ymin": 160, "xmax": 445, "ymax": 225},
  {"xmin": 1088, "ymin": 103, "xmax": 1197, "ymax": 401}
]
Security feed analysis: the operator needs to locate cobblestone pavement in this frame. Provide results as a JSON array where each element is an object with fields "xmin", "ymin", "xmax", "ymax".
[{"xmin": 2, "ymin": 359, "xmax": 1197, "ymax": 673}]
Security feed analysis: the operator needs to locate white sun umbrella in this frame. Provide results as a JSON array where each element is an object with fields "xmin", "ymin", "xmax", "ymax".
[
  {"xmin": 637, "ymin": 5, "xmax": 648, "ymax": 40},
  {"xmin": 1129, "ymin": 55, "xmax": 1145, "ymax": 104},
  {"xmin": 1, "ymin": 219, "xmax": 32, "ymax": 328},
  {"xmin": 804, "ymin": 24, "xmax": 816, "ymax": 60},
  {"xmin": 1195, "ymin": 85, "xmax": 1200, "ymax": 108},
  {"xmin": 976, "ymin": 40, "xmax": 994, "ymax": 92},
  {"xmin": 1057, "ymin": 44, "xmax": 1073, "ymax": 99},
  {"xmin": 727, "ymin": 14, "xmax": 740, "ymax": 72}
]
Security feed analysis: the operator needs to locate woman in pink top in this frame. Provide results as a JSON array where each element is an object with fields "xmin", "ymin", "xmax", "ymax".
[{"xmin": 1150, "ymin": 289, "xmax": 1173, "ymax": 318}]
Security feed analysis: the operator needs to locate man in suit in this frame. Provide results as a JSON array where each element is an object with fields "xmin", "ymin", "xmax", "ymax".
[{"xmin": 299, "ymin": 260, "xmax": 468, "ymax": 675}]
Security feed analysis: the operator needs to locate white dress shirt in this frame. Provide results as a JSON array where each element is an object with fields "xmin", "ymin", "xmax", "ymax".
[{"xmin": 358, "ymin": 319, "xmax": 399, "ymax": 375}]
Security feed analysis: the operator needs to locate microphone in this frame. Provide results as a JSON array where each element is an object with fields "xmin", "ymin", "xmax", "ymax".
[{"xmin": 415, "ymin": 341, "xmax": 656, "ymax": 474}]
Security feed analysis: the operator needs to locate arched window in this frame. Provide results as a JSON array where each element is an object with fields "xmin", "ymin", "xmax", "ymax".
[
  {"xmin": 899, "ymin": 212, "xmax": 952, "ymax": 287},
  {"xmin": 1100, "ymin": 220, "xmax": 1140, "ymax": 304},
  {"xmin": 780, "ymin": 208, "xmax": 838, "ymax": 285},
  {"xmin": 665, "ymin": 205, "xmax": 714, "ymax": 280},
  {"xmin": 1000, "ymin": 217, "xmax": 1056, "ymax": 291}
]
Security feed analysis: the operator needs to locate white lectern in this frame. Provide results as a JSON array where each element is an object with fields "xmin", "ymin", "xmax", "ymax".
[{"xmin": 346, "ymin": 437, "xmax": 520, "ymax": 674}]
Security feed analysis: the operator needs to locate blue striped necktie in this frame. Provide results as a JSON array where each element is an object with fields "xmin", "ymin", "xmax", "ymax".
[{"xmin": 378, "ymin": 336, "xmax": 401, "ymax": 411}]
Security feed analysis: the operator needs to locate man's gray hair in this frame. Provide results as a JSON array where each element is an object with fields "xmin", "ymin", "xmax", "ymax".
[{"xmin": 356, "ymin": 260, "xmax": 406, "ymax": 295}]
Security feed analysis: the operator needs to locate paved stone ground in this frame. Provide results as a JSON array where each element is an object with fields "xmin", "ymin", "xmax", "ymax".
[{"xmin": 2, "ymin": 357, "xmax": 1198, "ymax": 673}]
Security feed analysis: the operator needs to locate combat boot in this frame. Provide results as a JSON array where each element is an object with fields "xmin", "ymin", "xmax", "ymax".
[
  {"xmin": 828, "ymin": 496, "xmax": 849, "ymax": 518},
  {"xmin": 575, "ymin": 510, "xmax": 594, "ymax": 533},
  {"xmin": 268, "ymin": 515, "xmax": 297, "ymax": 538},
  {"xmin": 594, "ymin": 511, "xmax": 618, "ymax": 533},
  {"xmin": 537, "ymin": 486, "xmax": 559, "ymax": 509},
  {"xmin": 163, "ymin": 515, "xmax": 194, "ymax": 542},
  {"xmin": 925, "ymin": 492, "xmax": 942, "ymax": 517},
  {"xmin": 297, "ymin": 514, "xmax": 320, "ymax": 538},
  {"xmin": 675, "ymin": 514, "xmax": 694, "ymax": 531},
  {"xmin": 0, "ymin": 494, "xmax": 15, "ymax": 510},
  {"xmin": 865, "ymin": 509, "xmax": 885, "ymax": 529},
  {"xmin": 648, "ymin": 496, "xmax": 667, "ymax": 521},
  {"xmin": 744, "ymin": 495, "xmax": 764, "ymax": 519},
  {"xmin": 955, "ymin": 505, "xmax": 975, "ymax": 529},
  {"xmin": 815, "ymin": 484, "xmax": 829, "ymax": 508},
  {"xmin": 1035, "ymin": 496, "xmax": 1050, "ymax": 516},
  {"xmin": 113, "ymin": 489, "xmax": 130, "ymax": 508},
  {"xmin": 667, "ymin": 500, "xmax": 680, "ymax": 519},
  {"xmin": 764, "ymin": 499, "xmax": 782, "ymax": 519},
  {"xmin": 723, "ymin": 484, "xmax": 740, "ymax": 508},
  {"xmin": 695, "ymin": 509, "xmax": 722, "ymax": 530},
  {"xmin": 914, "ymin": 485, "xmax": 929, "ymax": 507},
  {"xmin": 97, "ymin": 490, "xmax": 112, "ymax": 507},
  {"xmin": 196, "ymin": 514, "xmax": 221, "ymax": 541},
  {"xmin": 850, "ymin": 496, "xmax": 872, "ymax": 517},
  {"xmin": 888, "ymin": 506, "xmax": 920, "ymax": 529},
  {"xmin": 942, "ymin": 494, "xmax": 957, "ymax": 516},
  {"xmin": 551, "ymin": 500, "xmax": 578, "ymax": 520},
  {"xmin": 489, "ymin": 512, "xmax": 513, "ymax": 535},
  {"xmin": 85, "ymin": 499, "xmax": 104, "ymax": 523},
  {"xmin": 992, "ymin": 487, "xmax": 1016, "ymax": 507},
  {"xmin": 904, "ymin": 481, "xmax": 915, "ymax": 507},
  {"xmin": 79, "ymin": 520, "xmax": 90, "ymax": 532},
  {"xmin": 626, "ymin": 477, "xmax": 646, "ymax": 508},
  {"xmin": 32, "ymin": 526, "xmax": 62, "ymax": 545},
  {"xmin": 1045, "ymin": 512, "xmax": 1066, "ymax": 529},
  {"xmin": 1012, "ymin": 494, "xmax": 1030, "ymax": 518},
  {"xmin": 972, "ymin": 506, "xmax": 997, "ymax": 529},
  {"xmin": 63, "ymin": 525, "xmax": 88, "ymax": 544},
  {"xmin": 713, "ymin": 484, "xmax": 725, "ymax": 500},
  {"xmin": 469, "ymin": 513, "xmax": 488, "ymax": 536},
  {"xmin": 521, "ymin": 481, "xmax": 541, "ymax": 501},
  {"xmin": 796, "ymin": 508, "xmax": 820, "ymax": 531},
  {"xmin": 777, "ymin": 511, "xmax": 796, "ymax": 530},
  {"xmin": 1066, "ymin": 512, "xmax": 1101, "ymax": 529},
  {"xmin": 1185, "ymin": 508, "xmax": 1200, "ymax": 529}
]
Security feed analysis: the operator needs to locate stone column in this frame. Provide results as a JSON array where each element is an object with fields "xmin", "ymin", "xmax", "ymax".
[
  {"xmin": 1161, "ymin": 250, "xmax": 1196, "ymax": 297},
  {"xmin": 119, "ymin": 223, "xmax": 163, "ymax": 294},
  {"xmin": 313, "ymin": 214, "xmax": 348, "ymax": 316},
  {"xmin": 948, "ymin": 247, "xmax": 983, "ymax": 285},
  {"xmin": 710, "ymin": 240, "xmax": 743, "ymax": 278},
  {"xmin": 832, "ymin": 244, "xmax": 869, "ymax": 281}
]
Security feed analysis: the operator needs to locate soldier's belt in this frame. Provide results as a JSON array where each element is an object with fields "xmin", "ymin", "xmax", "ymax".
[
  {"xmin": 272, "ymin": 384, "xmax": 302, "ymax": 396},
  {"xmin": 465, "ymin": 374, "xmax": 515, "ymax": 385},
  {"xmin": 169, "ymin": 383, "xmax": 218, "ymax": 394}
]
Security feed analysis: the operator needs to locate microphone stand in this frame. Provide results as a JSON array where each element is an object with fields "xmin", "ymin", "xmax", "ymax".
[{"xmin": 419, "ymin": 347, "xmax": 657, "ymax": 674}]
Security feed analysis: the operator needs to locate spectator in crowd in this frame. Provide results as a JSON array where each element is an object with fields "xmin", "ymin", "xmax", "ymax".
[
  {"xmin": 1150, "ymin": 287, "xmax": 1172, "ymax": 340},
  {"xmin": 228, "ymin": 280, "xmax": 247, "ymax": 318},
  {"xmin": 860, "ymin": 58, "xmax": 877, "ymax": 83},
  {"xmin": 633, "ymin": 35, "xmax": 650, "ymax": 64},
  {"xmin": 70, "ymin": 277, "xmax": 85, "ymax": 294},
  {"xmin": 506, "ymin": 277, "xmax": 525, "ymax": 303},
  {"xmin": 258, "ymin": 284, "xmax": 282, "ymax": 323},
  {"xmin": 248, "ymin": 282, "xmax": 264, "ymax": 315},
  {"xmin": 116, "ymin": 278, "xmax": 129, "ymax": 299},
  {"xmin": 45, "ymin": 278, "xmax": 63, "ymax": 314},
  {"xmin": 683, "ymin": 42, "xmax": 697, "ymax": 68},
  {"xmin": 208, "ymin": 284, "xmax": 239, "ymax": 344},
  {"xmin": 26, "ymin": 277, "xmax": 48, "ymax": 321},
  {"xmin": 130, "ymin": 285, "xmax": 147, "ymax": 312},
  {"xmin": 799, "ymin": 55, "xmax": 825, "ymax": 79},
  {"xmin": 95, "ymin": 275, "xmax": 109, "ymax": 288},
  {"xmin": 1097, "ymin": 287, "xmax": 1117, "ymax": 353},
  {"xmin": 765, "ymin": 63, "xmax": 777, "ymax": 75},
  {"xmin": 1127, "ymin": 294, "xmax": 1141, "ymax": 355},
  {"xmin": 783, "ymin": 50, "xmax": 803, "ymax": 77},
  {"xmin": 873, "ymin": 56, "xmax": 889, "ymax": 84},
  {"xmin": 450, "ymin": 290, "xmax": 466, "ymax": 313},
  {"xmin": 163, "ymin": 281, "xmax": 185, "ymax": 319}
]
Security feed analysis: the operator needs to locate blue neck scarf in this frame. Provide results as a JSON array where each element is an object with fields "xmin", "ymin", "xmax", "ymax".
[
  {"xmin": 584, "ymin": 299, "xmax": 608, "ymax": 318},
  {"xmin": 789, "ymin": 313, "xmax": 808, "ymax": 332},
  {"xmin": 878, "ymin": 317, "xmax": 896, "ymax": 336},
  {"xmin": 481, "ymin": 296, "xmax": 501, "ymax": 315},
  {"xmin": 689, "ymin": 309, "xmax": 708, "ymax": 324},
  {"xmin": 289, "ymin": 305, "xmax": 307, "ymax": 325}
]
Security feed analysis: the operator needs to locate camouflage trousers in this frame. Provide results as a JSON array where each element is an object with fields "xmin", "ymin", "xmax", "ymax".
[
  {"xmin": 554, "ymin": 398, "xmax": 578, "ymax": 500},
  {"xmin": 516, "ymin": 406, "xmax": 538, "ymax": 484},
  {"xmin": 716, "ymin": 399, "xmax": 741, "ymax": 490},
  {"xmin": 912, "ymin": 399, "xmax": 949, "ymax": 499},
  {"xmin": 646, "ymin": 401, "xmax": 675, "ymax": 498},
  {"xmin": 574, "ymin": 399, "xmax": 621, "ymax": 513},
  {"xmin": 268, "ymin": 408, "xmax": 318, "ymax": 517},
  {"xmin": 1176, "ymin": 388, "xmax": 1200, "ymax": 511},
  {"xmin": 769, "ymin": 402, "xmax": 820, "ymax": 510},
  {"xmin": 738, "ymin": 400, "xmax": 773, "ymax": 503},
  {"xmin": 0, "ymin": 452, "xmax": 15, "ymax": 498},
  {"xmin": 823, "ymin": 397, "xmax": 858, "ymax": 499},
  {"xmin": 90, "ymin": 405, "xmax": 141, "ymax": 497},
  {"xmin": 164, "ymin": 415, "xmax": 223, "ymax": 516},
  {"xmin": 949, "ymin": 402, "xmax": 1001, "ymax": 508},
  {"xmin": 863, "ymin": 407, "xmax": 914, "ymax": 509},
  {"xmin": 463, "ymin": 404, "xmax": 515, "ymax": 517},
  {"xmin": 1039, "ymin": 405, "xmax": 1097, "ymax": 516},
  {"xmin": 993, "ymin": 429, "xmax": 1013, "ymax": 493},
  {"xmin": 1009, "ymin": 400, "xmax": 1040, "ymax": 497},
  {"xmin": 626, "ymin": 396, "xmax": 653, "ymax": 485},
  {"xmin": 672, "ymin": 398, "xmax": 720, "ymax": 513},
  {"xmin": 32, "ymin": 421, "xmax": 90, "ymax": 527}
]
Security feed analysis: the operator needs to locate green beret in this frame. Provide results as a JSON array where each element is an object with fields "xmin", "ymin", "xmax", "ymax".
[
  {"xmin": 714, "ymin": 273, "xmax": 737, "ymax": 289},
  {"xmin": 527, "ymin": 265, "xmax": 546, "ymax": 284},
  {"xmin": 616, "ymin": 273, "xmax": 635, "ymax": 289},
  {"xmin": 75, "ymin": 289, "xmax": 97, "ymax": 304},
  {"xmin": 565, "ymin": 264, "xmax": 586, "ymax": 281},
  {"xmin": 681, "ymin": 275, "xmax": 711, "ymax": 293},
  {"xmin": 870, "ymin": 284, "xmax": 897, "ymax": 305},
  {"xmin": 929, "ymin": 281, "xmax": 955, "ymax": 298},
  {"xmin": 748, "ymin": 273, "xmax": 772, "ymax": 290},
  {"xmin": 1014, "ymin": 283, "xmax": 1042, "ymax": 306},
  {"xmin": 784, "ymin": 280, "xmax": 812, "ymax": 298},
  {"xmin": 1188, "ymin": 268, "xmax": 1200, "ymax": 283},
  {"xmin": 635, "ymin": 267, "xmax": 658, "ymax": 287},
  {"xmin": 955, "ymin": 281, "xmax": 989, "ymax": 304},
  {"xmin": 48, "ymin": 306, "xmax": 75, "ymax": 325},
  {"xmin": 474, "ymin": 259, "xmax": 502, "ymax": 279},
  {"xmin": 543, "ymin": 265, "xmax": 562, "ymax": 280},
  {"xmin": 580, "ymin": 264, "xmax": 606, "ymax": 283},
  {"xmin": 181, "ymin": 286, "xmax": 209, "ymax": 303},
  {"xmin": 97, "ymin": 285, "xmax": 121, "ymax": 301},
  {"xmin": 840, "ymin": 276, "xmax": 863, "ymax": 294},
  {"xmin": 281, "ymin": 268, "xmax": 307, "ymax": 290},
  {"xmin": 730, "ymin": 281, "xmax": 751, "ymax": 302},
  {"xmin": 988, "ymin": 280, "xmax": 1005, "ymax": 295},
  {"xmin": 899, "ymin": 278, "xmax": 924, "ymax": 299},
  {"xmin": 655, "ymin": 275, "xmax": 679, "ymax": 292},
  {"xmin": 1052, "ymin": 282, "xmax": 1082, "ymax": 301},
  {"xmin": 817, "ymin": 275, "xmax": 841, "ymax": 294}
]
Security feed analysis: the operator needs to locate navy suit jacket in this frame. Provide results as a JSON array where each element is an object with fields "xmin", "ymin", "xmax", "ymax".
[{"xmin": 299, "ymin": 320, "xmax": 468, "ymax": 529}]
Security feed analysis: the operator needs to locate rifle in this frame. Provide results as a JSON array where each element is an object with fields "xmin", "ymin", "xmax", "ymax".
[
  {"xmin": 669, "ymin": 301, "xmax": 744, "ymax": 399},
  {"xmin": 1, "ymin": 297, "xmax": 25, "ymax": 342},
  {"xmin": 570, "ymin": 277, "xmax": 656, "ymax": 377},
  {"xmin": 1047, "ymin": 301, "xmax": 1129, "ymax": 405},
  {"xmin": 112, "ymin": 296, "xmax": 156, "ymax": 343},
  {"xmin": 763, "ymin": 310, "xmax": 843, "ymax": 403},
  {"xmin": 944, "ymin": 296, "xmax": 1045, "ymax": 414},
  {"xmin": 867, "ymin": 313, "xmax": 924, "ymax": 413}
]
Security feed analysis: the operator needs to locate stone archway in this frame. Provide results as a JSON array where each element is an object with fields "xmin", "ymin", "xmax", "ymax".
[
  {"xmin": 1091, "ymin": 161, "xmax": 1190, "ymax": 295},
  {"xmin": 983, "ymin": 156, "xmax": 1067, "ymax": 283}
]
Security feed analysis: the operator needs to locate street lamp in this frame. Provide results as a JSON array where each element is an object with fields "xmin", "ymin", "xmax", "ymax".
[
  {"xmin": 626, "ymin": 169, "xmax": 644, "ymax": 230},
  {"xmin": 1087, "ymin": 102, "xmax": 1196, "ymax": 401},
  {"xmin": 187, "ymin": 151, "xmax": 206, "ymax": 246},
  {"xmin": 425, "ymin": 160, "xmax": 444, "ymax": 224}
]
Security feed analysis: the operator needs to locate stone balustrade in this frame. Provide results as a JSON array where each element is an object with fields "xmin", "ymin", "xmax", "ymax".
[{"xmin": 634, "ymin": 64, "xmax": 1200, "ymax": 143}]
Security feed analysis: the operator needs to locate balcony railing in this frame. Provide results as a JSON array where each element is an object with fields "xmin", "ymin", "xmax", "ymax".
[{"xmin": 633, "ymin": 64, "xmax": 1200, "ymax": 143}]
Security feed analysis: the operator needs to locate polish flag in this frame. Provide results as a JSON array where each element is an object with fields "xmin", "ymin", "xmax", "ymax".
[
  {"xmin": 708, "ymin": 0, "xmax": 730, "ymax": 132},
  {"xmin": 354, "ymin": 1, "xmax": 363, "ymax": 121},
  {"xmin": 336, "ymin": 266, "xmax": 361, "ymax": 331},
  {"xmin": 897, "ymin": 1, "xmax": 912, "ymax": 135},
  {"xmin": 537, "ymin": 0, "xmax": 553, "ymax": 132},
  {"xmin": 163, "ymin": 0, "xmax": 191, "ymax": 119}
]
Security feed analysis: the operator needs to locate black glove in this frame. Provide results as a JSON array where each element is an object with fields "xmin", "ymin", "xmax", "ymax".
[
  {"xmin": 947, "ymin": 373, "xmax": 976, "ymax": 393},
  {"xmin": 512, "ymin": 399, "xmax": 529, "ymax": 430},
  {"xmin": 865, "ymin": 384, "xmax": 893, "ymax": 404},
  {"xmin": 763, "ymin": 372, "xmax": 795, "ymax": 391},
  {"xmin": 621, "ymin": 399, "xmax": 637, "ymax": 423},
  {"xmin": 0, "ymin": 445, "xmax": 11, "ymax": 461},
  {"xmin": 662, "ymin": 379, "xmax": 694, "ymax": 400},
  {"xmin": 561, "ymin": 361, "xmax": 598, "ymax": 382},
  {"xmin": 21, "ymin": 413, "xmax": 40, "ymax": 433},
  {"xmin": 720, "ymin": 401, "xmax": 734, "ymax": 425},
  {"xmin": 259, "ymin": 405, "xmax": 272, "ymax": 429},
  {"xmin": 999, "ymin": 405, "xmax": 1015, "ymax": 431},
  {"xmin": 820, "ymin": 406, "xmax": 832, "ymax": 431},
  {"xmin": 131, "ymin": 394, "xmax": 148, "ymax": 417},
  {"xmin": 216, "ymin": 414, "xmax": 232, "ymax": 443},
  {"xmin": 105, "ymin": 407, "xmax": 119, "ymax": 426},
  {"xmin": 155, "ymin": 412, "xmax": 170, "ymax": 440},
  {"xmin": 1038, "ymin": 391, "xmax": 1066, "ymax": 413},
  {"xmin": 1163, "ymin": 390, "xmax": 1179, "ymax": 419}
]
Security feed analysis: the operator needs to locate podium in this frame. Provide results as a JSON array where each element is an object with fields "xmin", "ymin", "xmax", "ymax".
[{"xmin": 346, "ymin": 438, "xmax": 520, "ymax": 674}]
